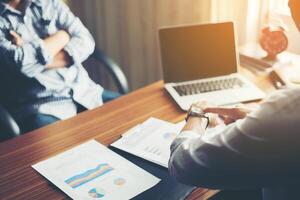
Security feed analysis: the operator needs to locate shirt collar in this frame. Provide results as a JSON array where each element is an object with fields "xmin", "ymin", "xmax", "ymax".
[
  {"xmin": 0, "ymin": 0, "xmax": 41, "ymax": 16},
  {"xmin": 31, "ymin": 0, "xmax": 42, "ymax": 7},
  {"xmin": 0, "ymin": 3, "xmax": 10, "ymax": 16},
  {"xmin": 0, "ymin": 2, "xmax": 24, "ymax": 16}
]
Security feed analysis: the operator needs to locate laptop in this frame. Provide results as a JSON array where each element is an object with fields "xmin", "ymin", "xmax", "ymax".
[{"xmin": 159, "ymin": 22, "xmax": 265, "ymax": 111}]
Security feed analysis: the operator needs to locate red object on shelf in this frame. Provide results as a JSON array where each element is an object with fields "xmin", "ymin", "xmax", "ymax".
[{"xmin": 259, "ymin": 26, "xmax": 289, "ymax": 61}]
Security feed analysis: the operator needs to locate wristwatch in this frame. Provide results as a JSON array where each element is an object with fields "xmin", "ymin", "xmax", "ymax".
[{"xmin": 186, "ymin": 106, "xmax": 210, "ymax": 129}]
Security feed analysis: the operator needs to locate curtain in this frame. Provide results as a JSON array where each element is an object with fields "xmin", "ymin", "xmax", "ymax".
[{"xmin": 69, "ymin": 0, "xmax": 265, "ymax": 91}]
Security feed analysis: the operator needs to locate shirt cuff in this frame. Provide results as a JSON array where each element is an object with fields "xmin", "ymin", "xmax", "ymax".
[
  {"xmin": 170, "ymin": 131, "xmax": 200, "ymax": 153},
  {"xmin": 30, "ymin": 38, "xmax": 53, "ymax": 65},
  {"xmin": 175, "ymin": 131, "xmax": 201, "ymax": 140}
]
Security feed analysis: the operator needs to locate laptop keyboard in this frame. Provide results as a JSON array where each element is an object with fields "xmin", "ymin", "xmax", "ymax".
[{"xmin": 173, "ymin": 78, "xmax": 245, "ymax": 96}]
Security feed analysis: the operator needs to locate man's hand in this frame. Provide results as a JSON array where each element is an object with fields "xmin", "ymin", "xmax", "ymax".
[
  {"xmin": 10, "ymin": 31, "xmax": 24, "ymax": 46},
  {"xmin": 191, "ymin": 102, "xmax": 221, "ymax": 128},
  {"xmin": 204, "ymin": 105, "xmax": 253, "ymax": 125},
  {"xmin": 181, "ymin": 101, "xmax": 256, "ymax": 136},
  {"xmin": 47, "ymin": 50, "xmax": 72, "ymax": 69},
  {"xmin": 181, "ymin": 102, "xmax": 220, "ymax": 135}
]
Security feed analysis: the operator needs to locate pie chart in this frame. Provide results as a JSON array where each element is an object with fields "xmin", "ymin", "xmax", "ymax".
[
  {"xmin": 88, "ymin": 188, "xmax": 106, "ymax": 199},
  {"xmin": 114, "ymin": 177, "xmax": 126, "ymax": 186}
]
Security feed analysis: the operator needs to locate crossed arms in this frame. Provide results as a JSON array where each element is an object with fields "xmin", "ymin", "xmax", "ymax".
[
  {"xmin": 0, "ymin": 0, "xmax": 95, "ymax": 77},
  {"xmin": 10, "ymin": 30, "xmax": 72, "ymax": 69}
]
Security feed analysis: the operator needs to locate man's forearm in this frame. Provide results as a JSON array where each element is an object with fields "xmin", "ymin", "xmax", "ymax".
[
  {"xmin": 182, "ymin": 117, "xmax": 207, "ymax": 135},
  {"xmin": 43, "ymin": 30, "xmax": 72, "ymax": 69},
  {"xmin": 43, "ymin": 30, "xmax": 70, "ymax": 58},
  {"xmin": 47, "ymin": 50, "xmax": 72, "ymax": 69},
  {"xmin": 7, "ymin": 30, "xmax": 71, "ymax": 69}
]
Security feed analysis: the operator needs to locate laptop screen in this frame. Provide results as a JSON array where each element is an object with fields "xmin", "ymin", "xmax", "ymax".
[{"xmin": 159, "ymin": 22, "xmax": 238, "ymax": 83}]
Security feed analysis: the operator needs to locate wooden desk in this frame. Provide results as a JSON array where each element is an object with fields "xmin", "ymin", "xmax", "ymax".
[{"xmin": 0, "ymin": 67, "xmax": 276, "ymax": 200}]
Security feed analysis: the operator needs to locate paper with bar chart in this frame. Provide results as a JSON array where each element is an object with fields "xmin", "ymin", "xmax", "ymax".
[{"xmin": 32, "ymin": 140, "xmax": 160, "ymax": 200}]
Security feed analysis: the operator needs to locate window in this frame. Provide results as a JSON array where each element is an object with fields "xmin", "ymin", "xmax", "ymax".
[
  {"xmin": 269, "ymin": 0, "xmax": 290, "ymax": 16},
  {"xmin": 244, "ymin": 0, "xmax": 300, "ymax": 53},
  {"xmin": 267, "ymin": 0, "xmax": 300, "ymax": 53}
]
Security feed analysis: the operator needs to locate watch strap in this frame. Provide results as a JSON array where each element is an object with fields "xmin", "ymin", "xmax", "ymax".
[{"xmin": 185, "ymin": 107, "xmax": 210, "ymax": 129}]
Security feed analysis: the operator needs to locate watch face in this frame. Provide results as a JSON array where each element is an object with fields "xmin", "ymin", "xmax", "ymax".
[{"xmin": 190, "ymin": 106, "xmax": 204, "ymax": 114}]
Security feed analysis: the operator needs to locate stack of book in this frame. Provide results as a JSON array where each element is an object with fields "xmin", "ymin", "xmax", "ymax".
[
  {"xmin": 239, "ymin": 43, "xmax": 274, "ymax": 71},
  {"xmin": 239, "ymin": 43, "xmax": 300, "ymax": 71},
  {"xmin": 239, "ymin": 43, "xmax": 300, "ymax": 88}
]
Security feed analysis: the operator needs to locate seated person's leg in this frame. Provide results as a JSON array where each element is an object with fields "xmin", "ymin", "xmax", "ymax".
[
  {"xmin": 102, "ymin": 89, "xmax": 122, "ymax": 103},
  {"xmin": 15, "ymin": 90, "xmax": 121, "ymax": 133},
  {"xmin": 76, "ymin": 89, "xmax": 122, "ymax": 114},
  {"xmin": 16, "ymin": 114, "xmax": 59, "ymax": 134}
]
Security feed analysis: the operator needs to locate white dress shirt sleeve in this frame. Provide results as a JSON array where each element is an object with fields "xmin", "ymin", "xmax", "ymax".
[{"xmin": 169, "ymin": 88, "xmax": 300, "ymax": 189}]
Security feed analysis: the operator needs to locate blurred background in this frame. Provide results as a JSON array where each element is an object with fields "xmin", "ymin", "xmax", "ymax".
[{"xmin": 66, "ymin": 0, "xmax": 300, "ymax": 91}]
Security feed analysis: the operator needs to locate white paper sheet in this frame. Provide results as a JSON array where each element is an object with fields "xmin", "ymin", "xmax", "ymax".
[
  {"xmin": 111, "ymin": 118, "xmax": 185, "ymax": 168},
  {"xmin": 32, "ymin": 140, "xmax": 160, "ymax": 200},
  {"xmin": 111, "ymin": 118, "xmax": 227, "ymax": 168}
]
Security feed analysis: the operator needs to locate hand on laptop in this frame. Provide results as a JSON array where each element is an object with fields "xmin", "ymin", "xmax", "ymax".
[{"xmin": 192, "ymin": 101, "xmax": 256, "ymax": 126}]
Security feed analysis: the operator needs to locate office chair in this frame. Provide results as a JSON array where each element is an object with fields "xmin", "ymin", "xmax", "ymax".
[{"xmin": 0, "ymin": 48, "xmax": 129, "ymax": 142}]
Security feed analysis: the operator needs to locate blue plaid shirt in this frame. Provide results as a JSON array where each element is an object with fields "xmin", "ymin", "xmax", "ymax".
[{"xmin": 0, "ymin": 0, "xmax": 103, "ymax": 120}]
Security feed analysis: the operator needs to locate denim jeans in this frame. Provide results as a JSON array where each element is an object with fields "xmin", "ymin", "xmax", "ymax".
[
  {"xmin": 17, "ymin": 90, "xmax": 121, "ymax": 134},
  {"xmin": 17, "ymin": 114, "xmax": 60, "ymax": 134},
  {"xmin": 102, "ymin": 90, "xmax": 121, "ymax": 103}
]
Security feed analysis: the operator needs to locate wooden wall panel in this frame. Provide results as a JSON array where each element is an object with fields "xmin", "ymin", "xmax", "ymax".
[{"xmin": 69, "ymin": 0, "xmax": 248, "ymax": 91}]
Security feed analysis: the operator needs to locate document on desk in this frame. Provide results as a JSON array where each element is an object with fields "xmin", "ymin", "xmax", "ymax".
[
  {"xmin": 111, "ymin": 118, "xmax": 227, "ymax": 168},
  {"xmin": 32, "ymin": 140, "xmax": 160, "ymax": 200},
  {"xmin": 111, "ymin": 118, "xmax": 185, "ymax": 168}
]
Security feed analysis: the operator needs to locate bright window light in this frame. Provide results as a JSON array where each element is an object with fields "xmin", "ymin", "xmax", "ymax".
[{"xmin": 269, "ymin": 0, "xmax": 291, "ymax": 16}]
